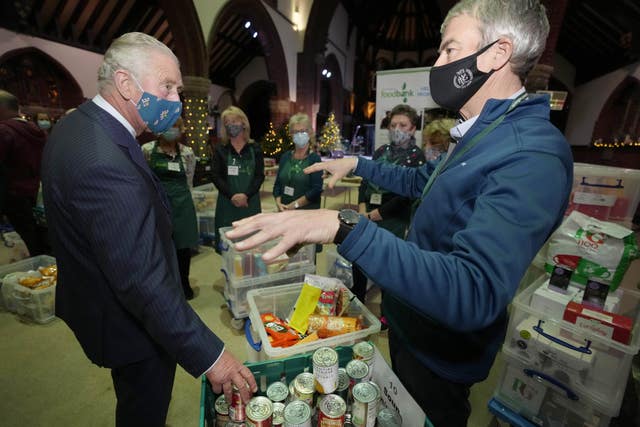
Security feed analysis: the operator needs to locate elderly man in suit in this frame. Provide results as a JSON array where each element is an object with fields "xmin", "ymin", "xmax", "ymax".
[{"xmin": 41, "ymin": 32, "xmax": 256, "ymax": 427}]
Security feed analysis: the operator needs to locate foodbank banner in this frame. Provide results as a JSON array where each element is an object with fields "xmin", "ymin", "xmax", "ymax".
[{"xmin": 375, "ymin": 67, "xmax": 439, "ymax": 149}]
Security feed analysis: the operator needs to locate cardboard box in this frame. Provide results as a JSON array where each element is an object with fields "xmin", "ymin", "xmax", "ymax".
[{"xmin": 563, "ymin": 301, "xmax": 633, "ymax": 345}]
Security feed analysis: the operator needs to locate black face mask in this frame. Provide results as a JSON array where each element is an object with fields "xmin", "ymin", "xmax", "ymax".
[{"xmin": 429, "ymin": 40, "xmax": 498, "ymax": 112}]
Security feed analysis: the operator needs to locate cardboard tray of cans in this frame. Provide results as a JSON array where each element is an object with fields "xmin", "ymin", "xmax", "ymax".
[
  {"xmin": 198, "ymin": 344, "xmax": 433, "ymax": 427},
  {"xmin": 504, "ymin": 274, "xmax": 640, "ymax": 417}
]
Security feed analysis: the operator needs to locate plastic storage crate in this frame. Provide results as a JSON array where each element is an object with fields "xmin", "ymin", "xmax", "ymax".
[
  {"xmin": 503, "ymin": 275, "xmax": 640, "ymax": 417},
  {"xmin": 197, "ymin": 214, "xmax": 216, "ymax": 241},
  {"xmin": 0, "ymin": 255, "xmax": 55, "ymax": 314},
  {"xmin": 566, "ymin": 163, "xmax": 640, "ymax": 226},
  {"xmin": 222, "ymin": 264, "xmax": 316, "ymax": 320},
  {"xmin": 246, "ymin": 282, "xmax": 381, "ymax": 360},
  {"xmin": 13, "ymin": 280, "xmax": 56, "ymax": 323},
  {"xmin": 218, "ymin": 226, "xmax": 316, "ymax": 280},
  {"xmin": 494, "ymin": 351, "xmax": 612, "ymax": 427},
  {"xmin": 191, "ymin": 183, "xmax": 217, "ymax": 216}
]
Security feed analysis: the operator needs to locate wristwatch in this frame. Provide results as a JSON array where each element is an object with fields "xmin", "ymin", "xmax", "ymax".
[
  {"xmin": 294, "ymin": 201, "xmax": 300, "ymax": 209},
  {"xmin": 333, "ymin": 209, "xmax": 361, "ymax": 244}
]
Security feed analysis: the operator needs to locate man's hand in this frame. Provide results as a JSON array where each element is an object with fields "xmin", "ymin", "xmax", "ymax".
[
  {"xmin": 226, "ymin": 209, "xmax": 340, "ymax": 262},
  {"xmin": 368, "ymin": 209, "xmax": 382, "ymax": 221},
  {"xmin": 304, "ymin": 157, "xmax": 358, "ymax": 189},
  {"xmin": 205, "ymin": 350, "xmax": 257, "ymax": 404}
]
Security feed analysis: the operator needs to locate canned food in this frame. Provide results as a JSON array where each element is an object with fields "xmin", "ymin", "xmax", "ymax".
[
  {"xmin": 346, "ymin": 359, "xmax": 369, "ymax": 404},
  {"xmin": 283, "ymin": 400, "xmax": 312, "ymax": 427},
  {"xmin": 293, "ymin": 372, "xmax": 315, "ymax": 406},
  {"xmin": 229, "ymin": 385, "xmax": 246, "ymax": 422},
  {"xmin": 214, "ymin": 394, "xmax": 230, "ymax": 426},
  {"xmin": 317, "ymin": 394, "xmax": 347, "ymax": 427},
  {"xmin": 312, "ymin": 347, "xmax": 339, "ymax": 394},
  {"xmin": 246, "ymin": 396, "xmax": 273, "ymax": 426},
  {"xmin": 288, "ymin": 382, "xmax": 296, "ymax": 402},
  {"xmin": 352, "ymin": 341, "xmax": 375, "ymax": 380},
  {"xmin": 267, "ymin": 381, "xmax": 289, "ymax": 403},
  {"xmin": 376, "ymin": 407, "xmax": 402, "ymax": 427},
  {"xmin": 336, "ymin": 368, "xmax": 349, "ymax": 402},
  {"xmin": 272, "ymin": 402, "xmax": 285, "ymax": 427},
  {"xmin": 351, "ymin": 382, "xmax": 380, "ymax": 427}
]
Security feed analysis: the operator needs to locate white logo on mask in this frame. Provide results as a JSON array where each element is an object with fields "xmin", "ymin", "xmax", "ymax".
[{"xmin": 453, "ymin": 69, "xmax": 474, "ymax": 89}]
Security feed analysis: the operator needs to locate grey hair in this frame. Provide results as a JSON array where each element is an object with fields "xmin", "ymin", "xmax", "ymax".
[
  {"xmin": 442, "ymin": 0, "xmax": 549, "ymax": 80},
  {"xmin": 97, "ymin": 32, "xmax": 179, "ymax": 92}
]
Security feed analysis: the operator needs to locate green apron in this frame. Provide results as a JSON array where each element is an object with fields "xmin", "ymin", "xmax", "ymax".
[
  {"xmin": 364, "ymin": 150, "xmax": 407, "ymax": 238},
  {"xmin": 278, "ymin": 154, "xmax": 320, "ymax": 210},
  {"xmin": 214, "ymin": 146, "xmax": 261, "ymax": 247},
  {"xmin": 149, "ymin": 143, "xmax": 198, "ymax": 249}
]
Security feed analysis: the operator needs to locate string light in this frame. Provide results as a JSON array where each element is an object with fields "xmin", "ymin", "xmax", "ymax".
[{"xmin": 592, "ymin": 138, "xmax": 640, "ymax": 149}]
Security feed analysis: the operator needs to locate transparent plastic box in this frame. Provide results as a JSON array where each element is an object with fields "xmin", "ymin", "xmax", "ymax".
[
  {"xmin": 13, "ymin": 282, "xmax": 56, "ymax": 324},
  {"xmin": 222, "ymin": 264, "xmax": 315, "ymax": 319},
  {"xmin": 0, "ymin": 255, "xmax": 56, "ymax": 313},
  {"xmin": 567, "ymin": 163, "xmax": 640, "ymax": 226},
  {"xmin": 246, "ymin": 282, "xmax": 381, "ymax": 359},
  {"xmin": 219, "ymin": 226, "xmax": 315, "ymax": 279},
  {"xmin": 503, "ymin": 274, "xmax": 640, "ymax": 416},
  {"xmin": 494, "ymin": 351, "xmax": 612, "ymax": 427},
  {"xmin": 197, "ymin": 214, "xmax": 216, "ymax": 240},
  {"xmin": 191, "ymin": 183, "xmax": 217, "ymax": 216}
]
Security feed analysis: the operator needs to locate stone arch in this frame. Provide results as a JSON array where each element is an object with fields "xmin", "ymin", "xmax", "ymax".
[
  {"xmin": 238, "ymin": 80, "xmax": 277, "ymax": 141},
  {"xmin": 592, "ymin": 76, "xmax": 640, "ymax": 143},
  {"xmin": 0, "ymin": 47, "xmax": 84, "ymax": 114},
  {"xmin": 317, "ymin": 53, "xmax": 344, "ymax": 130}
]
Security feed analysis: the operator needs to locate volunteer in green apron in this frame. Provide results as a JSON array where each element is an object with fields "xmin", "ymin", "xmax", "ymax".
[
  {"xmin": 142, "ymin": 118, "xmax": 198, "ymax": 299},
  {"xmin": 211, "ymin": 106, "xmax": 264, "ymax": 252},
  {"xmin": 273, "ymin": 113, "xmax": 323, "ymax": 212},
  {"xmin": 352, "ymin": 104, "xmax": 426, "ymax": 304}
]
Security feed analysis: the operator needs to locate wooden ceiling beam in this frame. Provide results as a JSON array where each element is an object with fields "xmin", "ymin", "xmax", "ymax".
[
  {"xmin": 104, "ymin": 0, "xmax": 135, "ymax": 42},
  {"xmin": 142, "ymin": 9, "xmax": 164, "ymax": 35},
  {"xmin": 155, "ymin": 21, "xmax": 170, "ymax": 43},
  {"xmin": 72, "ymin": 0, "xmax": 100, "ymax": 41},
  {"xmin": 36, "ymin": 0, "xmax": 62, "ymax": 30},
  {"xmin": 57, "ymin": 0, "xmax": 81, "ymax": 33},
  {"xmin": 87, "ymin": 0, "xmax": 118, "ymax": 44}
]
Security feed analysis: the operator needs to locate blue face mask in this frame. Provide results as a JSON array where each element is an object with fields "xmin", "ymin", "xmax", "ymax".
[
  {"xmin": 161, "ymin": 127, "xmax": 181, "ymax": 142},
  {"xmin": 37, "ymin": 120, "xmax": 51, "ymax": 130},
  {"xmin": 293, "ymin": 131, "xmax": 309, "ymax": 148},
  {"xmin": 130, "ymin": 74, "xmax": 182, "ymax": 133}
]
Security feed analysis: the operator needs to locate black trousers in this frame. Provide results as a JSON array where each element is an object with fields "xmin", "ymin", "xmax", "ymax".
[
  {"xmin": 351, "ymin": 263, "xmax": 368, "ymax": 303},
  {"xmin": 4, "ymin": 194, "xmax": 45, "ymax": 256},
  {"xmin": 389, "ymin": 330, "xmax": 472, "ymax": 427},
  {"xmin": 111, "ymin": 351, "xmax": 177, "ymax": 427},
  {"xmin": 176, "ymin": 247, "xmax": 192, "ymax": 297}
]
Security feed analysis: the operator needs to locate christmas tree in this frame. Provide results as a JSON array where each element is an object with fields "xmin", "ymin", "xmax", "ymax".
[
  {"xmin": 261, "ymin": 122, "xmax": 292, "ymax": 157},
  {"xmin": 319, "ymin": 112, "xmax": 341, "ymax": 152}
]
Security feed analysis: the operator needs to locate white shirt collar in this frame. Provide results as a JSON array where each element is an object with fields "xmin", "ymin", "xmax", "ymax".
[
  {"xmin": 92, "ymin": 94, "xmax": 136, "ymax": 138},
  {"xmin": 449, "ymin": 87, "xmax": 526, "ymax": 142}
]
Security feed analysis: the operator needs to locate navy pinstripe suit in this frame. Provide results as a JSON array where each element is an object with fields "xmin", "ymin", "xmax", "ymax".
[{"xmin": 42, "ymin": 101, "xmax": 223, "ymax": 424}]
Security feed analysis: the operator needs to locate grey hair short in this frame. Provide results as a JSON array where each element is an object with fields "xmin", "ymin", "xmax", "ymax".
[
  {"xmin": 97, "ymin": 32, "xmax": 179, "ymax": 92},
  {"xmin": 442, "ymin": 0, "xmax": 549, "ymax": 80}
]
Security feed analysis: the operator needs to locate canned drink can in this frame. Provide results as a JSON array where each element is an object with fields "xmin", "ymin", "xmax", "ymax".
[
  {"xmin": 376, "ymin": 407, "xmax": 402, "ymax": 427},
  {"xmin": 312, "ymin": 347, "xmax": 339, "ymax": 394},
  {"xmin": 293, "ymin": 372, "xmax": 315, "ymax": 406},
  {"xmin": 317, "ymin": 394, "xmax": 347, "ymax": 427},
  {"xmin": 272, "ymin": 402, "xmax": 285, "ymax": 427},
  {"xmin": 214, "ymin": 394, "xmax": 230, "ymax": 426},
  {"xmin": 352, "ymin": 341, "xmax": 375, "ymax": 380},
  {"xmin": 283, "ymin": 400, "xmax": 312, "ymax": 427},
  {"xmin": 267, "ymin": 381, "xmax": 289, "ymax": 403},
  {"xmin": 351, "ymin": 381, "xmax": 380, "ymax": 427},
  {"xmin": 229, "ymin": 385, "xmax": 246, "ymax": 422},
  {"xmin": 246, "ymin": 396, "xmax": 273, "ymax": 426},
  {"xmin": 336, "ymin": 368, "xmax": 349, "ymax": 402}
]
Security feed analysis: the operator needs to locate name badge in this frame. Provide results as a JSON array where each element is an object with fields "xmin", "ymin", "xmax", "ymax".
[
  {"xmin": 370, "ymin": 193, "xmax": 382, "ymax": 205},
  {"xmin": 284, "ymin": 186, "xmax": 295, "ymax": 196},
  {"xmin": 167, "ymin": 162, "xmax": 180, "ymax": 172},
  {"xmin": 228, "ymin": 165, "xmax": 239, "ymax": 176}
]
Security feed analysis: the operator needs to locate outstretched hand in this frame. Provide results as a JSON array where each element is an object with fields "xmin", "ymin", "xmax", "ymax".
[{"xmin": 304, "ymin": 157, "xmax": 358, "ymax": 189}]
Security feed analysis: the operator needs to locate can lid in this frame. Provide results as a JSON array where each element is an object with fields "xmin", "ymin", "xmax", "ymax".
[
  {"xmin": 377, "ymin": 407, "xmax": 402, "ymax": 426},
  {"xmin": 266, "ymin": 381, "xmax": 289, "ymax": 402},
  {"xmin": 246, "ymin": 396, "xmax": 273, "ymax": 422},
  {"xmin": 214, "ymin": 394, "xmax": 229, "ymax": 415},
  {"xmin": 319, "ymin": 394, "xmax": 347, "ymax": 417},
  {"xmin": 294, "ymin": 372, "xmax": 315, "ymax": 394},
  {"xmin": 272, "ymin": 402, "xmax": 286, "ymax": 424},
  {"xmin": 353, "ymin": 381, "xmax": 380, "ymax": 404},
  {"xmin": 337, "ymin": 368, "xmax": 349, "ymax": 391},
  {"xmin": 345, "ymin": 359, "xmax": 369, "ymax": 380},
  {"xmin": 312, "ymin": 346, "xmax": 339, "ymax": 367},
  {"xmin": 283, "ymin": 400, "xmax": 312, "ymax": 423},
  {"xmin": 353, "ymin": 341, "xmax": 374, "ymax": 358}
]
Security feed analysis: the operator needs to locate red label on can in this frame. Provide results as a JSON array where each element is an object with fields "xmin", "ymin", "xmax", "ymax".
[
  {"xmin": 229, "ymin": 390, "xmax": 245, "ymax": 422},
  {"xmin": 318, "ymin": 411, "xmax": 345, "ymax": 427}
]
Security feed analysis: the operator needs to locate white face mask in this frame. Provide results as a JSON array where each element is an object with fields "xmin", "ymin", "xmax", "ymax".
[
  {"xmin": 389, "ymin": 128, "xmax": 411, "ymax": 145},
  {"xmin": 293, "ymin": 131, "xmax": 310, "ymax": 148}
]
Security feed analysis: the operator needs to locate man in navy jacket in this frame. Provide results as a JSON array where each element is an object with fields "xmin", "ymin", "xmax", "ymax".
[
  {"xmin": 42, "ymin": 33, "xmax": 256, "ymax": 426},
  {"xmin": 227, "ymin": 1, "xmax": 573, "ymax": 426}
]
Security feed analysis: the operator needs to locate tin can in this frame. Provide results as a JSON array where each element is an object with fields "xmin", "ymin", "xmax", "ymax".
[
  {"xmin": 288, "ymin": 382, "xmax": 296, "ymax": 403},
  {"xmin": 214, "ymin": 394, "xmax": 230, "ymax": 426},
  {"xmin": 317, "ymin": 394, "xmax": 347, "ymax": 427},
  {"xmin": 233, "ymin": 254, "xmax": 244, "ymax": 277},
  {"xmin": 246, "ymin": 396, "xmax": 273, "ymax": 426},
  {"xmin": 312, "ymin": 347, "xmax": 339, "ymax": 394},
  {"xmin": 272, "ymin": 402, "xmax": 285, "ymax": 427},
  {"xmin": 229, "ymin": 385, "xmax": 246, "ymax": 422},
  {"xmin": 267, "ymin": 381, "xmax": 289, "ymax": 403},
  {"xmin": 376, "ymin": 407, "xmax": 402, "ymax": 427},
  {"xmin": 283, "ymin": 400, "xmax": 312, "ymax": 427},
  {"xmin": 293, "ymin": 372, "xmax": 315, "ymax": 406},
  {"xmin": 336, "ymin": 368, "xmax": 349, "ymax": 402},
  {"xmin": 352, "ymin": 341, "xmax": 375, "ymax": 381},
  {"xmin": 351, "ymin": 382, "xmax": 380, "ymax": 427}
]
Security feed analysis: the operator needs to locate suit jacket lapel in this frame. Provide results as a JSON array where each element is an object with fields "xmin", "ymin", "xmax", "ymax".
[{"xmin": 78, "ymin": 102, "xmax": 171, "ymax": 212}]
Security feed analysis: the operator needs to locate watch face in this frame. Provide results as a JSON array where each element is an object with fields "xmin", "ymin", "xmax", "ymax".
[{"xmin": 339, "ymin": 209, "xmax": 360, "ymax": 225}]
